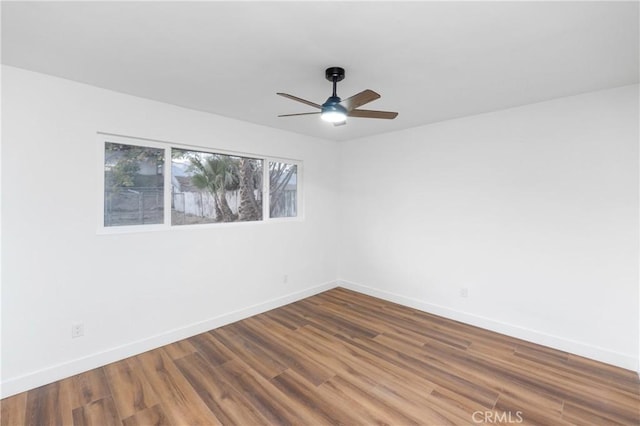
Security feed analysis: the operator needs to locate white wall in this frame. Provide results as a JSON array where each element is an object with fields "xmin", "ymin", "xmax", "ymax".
[
  {"xmin": 338, "ymin": 85, "xmax": 639, "ymax": 370},
  {"xmin": 2, "ymin": 65, "xmax": 638, "ymax": 398},
  {"xmin": 1, "ymin": 66, "xmax": 339, "ymax": 397}
]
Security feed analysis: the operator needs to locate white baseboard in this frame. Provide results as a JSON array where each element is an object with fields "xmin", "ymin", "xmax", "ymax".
[
  {"xmin": 0, "ymin": 281, "xmax": 338, "ymax": 398},
  {"xmin": 4, "ymin": 279, "xmax": 636, "ymax": 398},
  {"xmin": 338, "ymin": 279, "xmax": 638, "ymax": 372}
]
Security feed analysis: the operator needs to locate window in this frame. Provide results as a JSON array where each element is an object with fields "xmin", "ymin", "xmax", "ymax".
[
  {"xmin": 172, "ymin": 149, "xmax": 263, "ymax": 225},
  {"xmin": 104, "ymin": 142, "xmax": 164, "ymax": 226},
  {"xmin": 99, "ymin": 134, "xmax": 301, "ymax": 231},
  {"xmin": 269, "ymin": 161, "xmax": 297, "ymax": 218}
]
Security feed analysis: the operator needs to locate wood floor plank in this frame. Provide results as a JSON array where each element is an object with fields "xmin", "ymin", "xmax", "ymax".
[
  {"xmin": 374, "ymin": 332, "xmax": 505, "ymax": 398},
  {"xmin": 121, "ymin": 404, "xmax": 170, "ymax": 426},
  {"xmin": 57, "ymin": 375, "xmax": 82, "ymax": 423},
  {"xmin": 371, "ymin": 382, "xmax": 471, "ymax": 425},
  {"xmin": 494, "ymin": 380, "xmax": 565, "ymax": 415},
  {"xmin": 103, "ymin": 356, "xmax": 159, "ymax": 419},
  {"xmin": 2, "ymin": 287, "xmax": 638, "ymax": 425},
  {"xmin": 250, "ymin": 313, "xmax": 297, "ymax": 337},
  {"xmin": 327, "ymin": 294, "xmax": 472, "ymax": 350},
  {"xmin": 186, "ymin": 332, "xmax": 235, "ymax": 367},
  {"xmin": 233, "ymin": 318, "xmax": 336, "ymax": 386},
  {"xmin": 494, "ymin": 389, "xmax": 574, "ymax": 425},
  {"xmin": 0, "ymin": 392, "xmax": 27, "ymax": 426},
  {"xmin": 565, "ymin": 356, "xmax": 640, "ymax": 395},
  {"xmin": 295, "ymin": 298, "xmax": 381, "ymax": 338},
  {"xmin": 426, "ymin": 386, "xmax": 499, "ymax": 424},
  {"xmin": 335, "ymin": 333, "xmax": 500, "ymax": 408},
  {"xmin": 215, "ymin": 359, "xmax": 327, "ymax": 425},
  {"xmin": 446, "ymin": 339, "xmax": 639, "ymax": 420},
  {"xmin": 561, "ymin": 400, "xmax": 632, "ymax": 426},
  {"xmin": 162, "ymin": 339, "xmax": 197, "ymax": 361},
  {"xmin": 24, "ymin": 382, "xmax": 63, "ymax": 426},
  {"xmin": 319, "ymin": 374, "xmax": 420, "ymax": 425},
  {"xmin": 136, "ymin": 348, "xmax": 222, "ymax": 426},
  {"xmin": 22, "ymin": 374, "xmax": 85, "ymax": 425},
  {"xmin": 71, "ymin": 396, "xmax": 120, "ymax": 426},
  {"xmin": 73, "ymin": 369, "xmax": 111, "ymax": 407},
  {"xmin": 297, "ymin": 323, "xmax": 438, "ymax": 397},
  {"xmin": 208, "ymin": 327, "xmax": 287, "ymax": 379},
  {"xmin": 174, "ymin": 353, "xmax": 271, "ymax": 425},
  {"xmin": 270, "ymin": 369, "xmax": 358, "ymax": 425},
  {"xmin": 311, "ymin": 298, "xmax": 396, "ymax": 335},
  {"xmin": 263, "ymin": 307, "xmax": 309, "ymax": 330}
]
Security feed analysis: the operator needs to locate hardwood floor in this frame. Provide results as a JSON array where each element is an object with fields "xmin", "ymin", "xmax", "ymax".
[{"xmin": 2, "ymin": 287, "xmax": 639, "ymax": 425}]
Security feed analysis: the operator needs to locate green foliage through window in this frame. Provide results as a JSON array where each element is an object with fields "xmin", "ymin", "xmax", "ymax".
[
  {"xmin": 102, "ymin": 138, "xmax": 299, "ymax": 229},
  {"xmin": 104, "ymin": 142, "xmax": 164, "ymax": 226},
  {"xmin": 172, "ymin": 149, "xmax": 263, "ymax": 225}
]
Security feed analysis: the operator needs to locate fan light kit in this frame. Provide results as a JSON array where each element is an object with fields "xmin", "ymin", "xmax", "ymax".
[
  {"xmin": 321, "ymin": 102, "xmax": 348, "ymax": 123},
  {"xmin": 278, "ymin": 67, "xmax": 398, "ymax": 126}
]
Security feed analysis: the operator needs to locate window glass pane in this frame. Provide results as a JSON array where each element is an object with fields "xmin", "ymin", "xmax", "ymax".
[
  {"xmin": 172, "ymin": 149, "xmax": 263, "ymax": 225},
  {"xmin": 269, "ymin": 162, "xmax": 297, "ymax": 218},
  {"xmin": 104, "ymin": 142, "xmax": 164, "ymax": 226}
]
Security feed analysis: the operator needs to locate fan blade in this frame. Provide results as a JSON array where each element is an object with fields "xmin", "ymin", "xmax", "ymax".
[
  {"xmin": 348, "ymin": 109, "xmax": 398, "ymax": 119},
  {"xmin": 278, "ymin": 112, "xmax": 321, "ymax": 117},
  {"xmin": 339, "ymin": 89, "xmax": 380, "ymax": 111},
  {"xmin": 277, "ymin": 93, "xmax": 322, "ymax": 109}
]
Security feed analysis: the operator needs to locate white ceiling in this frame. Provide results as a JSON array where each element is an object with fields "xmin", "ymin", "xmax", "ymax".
[{"xmin": 2, "ymin": 1, "xmax": 638, "ymax": 142}]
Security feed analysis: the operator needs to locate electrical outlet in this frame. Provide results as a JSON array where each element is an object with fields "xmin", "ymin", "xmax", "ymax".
[
  {"xmin": 72, "ymin": 322, "xmax": 84, "ymax": 338},
  {"xmin": 460, "ymin": 288, "xmax": 469, "ymax": 298}
]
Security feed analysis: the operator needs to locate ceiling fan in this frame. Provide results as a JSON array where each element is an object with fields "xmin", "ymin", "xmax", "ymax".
[{"xmin": 277, "ymin": 67, "xmax": 398, "ymax": 126}]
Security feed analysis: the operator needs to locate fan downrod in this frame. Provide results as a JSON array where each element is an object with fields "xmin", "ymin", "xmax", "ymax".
[{"xmin": 325, "ymin": 67, "xmax": 345, "ymax": 82}]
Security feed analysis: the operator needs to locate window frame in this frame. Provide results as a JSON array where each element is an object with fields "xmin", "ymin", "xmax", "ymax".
[{"xmin": 97, "ymin": 133, "xmax": 303, "ymax": 234}]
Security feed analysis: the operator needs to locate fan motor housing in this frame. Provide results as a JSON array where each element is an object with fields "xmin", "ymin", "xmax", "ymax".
[{"xmin": 325, "ymin": 67, "xmax": 345, "ymax": 82}]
